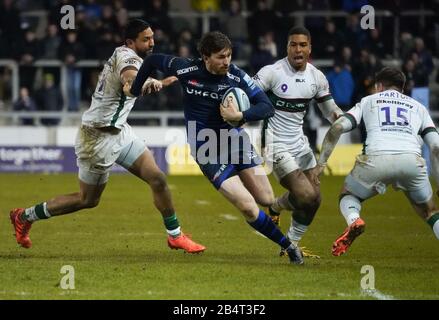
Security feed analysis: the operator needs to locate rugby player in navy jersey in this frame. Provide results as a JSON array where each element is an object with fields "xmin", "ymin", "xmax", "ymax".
[{"xmin": 126, "ymin": 31, "xmax": 304, "ymax": 264}]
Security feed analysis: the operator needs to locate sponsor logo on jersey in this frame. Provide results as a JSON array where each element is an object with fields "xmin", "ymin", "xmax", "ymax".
[
  {"xmin": 296, "ymin": 78, "xmax": 305, "ymax": 83},
  {"xmin": 186, "ymin": 87, "xmax": 221, "ymax": 100},
  {"xmin": 218, "ymin": 84, "xmax": 230, "ymax": 91},
  {"xmin": 176, "ymin": 65, "xmax": 199, "ymax": 75},
  {"xmin": 227, "ymin": 73, "xmax": 240, "ymax": 83},
  {"xmin": 188, "ymin": 79, "xmax": 204, "ymax": 88},
  {"xmin": 123, "ymin": 58, "xmax": 139, "ymax": 65},
  {"xmin": 243, "ymin": 74, "xmax": 256, "ymax": 90}
]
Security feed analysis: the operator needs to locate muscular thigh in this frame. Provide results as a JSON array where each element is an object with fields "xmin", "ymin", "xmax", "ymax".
[
  {"xmin": 238, "ymin": 165, "xmax": 274, "ymax": 205},
  {"xmin": 280, "ymin": 169, "xmax": 317, "ymax": 201}
]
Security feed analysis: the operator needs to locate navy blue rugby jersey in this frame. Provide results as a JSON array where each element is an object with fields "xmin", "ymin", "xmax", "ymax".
[{"xmin": 130, "ymin": 54, "xmax": 274, "ymax": 152}]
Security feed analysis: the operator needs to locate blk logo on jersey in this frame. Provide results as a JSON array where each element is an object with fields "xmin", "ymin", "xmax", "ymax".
[{"xmin": 296, "ymin": 79, "xmax": 305, "ymax": 83}]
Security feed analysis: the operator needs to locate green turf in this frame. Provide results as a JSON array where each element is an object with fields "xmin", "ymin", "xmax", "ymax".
[{"xmin": 0, "ymin": 173, "xmax": 438, "ymax": 300}]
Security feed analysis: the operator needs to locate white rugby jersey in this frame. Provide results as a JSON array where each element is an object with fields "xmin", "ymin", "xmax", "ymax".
[
  {"xmin": 82, "ymin": 46, "xmax": 142, "ymax": 129},
  {"xmin": 346, "ymin": 89, "xmax": 436, "ymax": 156},
  {"xmin": 253, "ymin": 58, "xmax": 332, "ymax": 155}
]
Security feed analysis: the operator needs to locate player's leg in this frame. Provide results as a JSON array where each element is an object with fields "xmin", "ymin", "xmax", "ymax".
[
  {"xmin": 218, "ymin": 176, "xmax": 303, "ymax": 264},
  {"xmin": 332, "ymin": 156, "xmax": 385, "ymax": 256},
  {"xmin": 10, "ymin": 170, "xmax": 108, "ymax": 249},
  {"xmin": 119, "ymin": 139, "xmax": 205, "ymax": 253},
  {"xmin": 405, "ymin": 196, "xmax": 439, "ymax": 240},
  {"xmin": 398, "ymin": 154, "xmax": 439, "ymax": 239},
  {"xmin": 269, "ymin": 152, "xmax": 319, "ymax": 228},
  {"xmin": 10, "ymin": 125, "xmax": 112, "ymax": 248},
  {"xmin": 238, "ymin": 165, "xmax": 274, "ymax": 207},
  {"xmin": 270, "ymin": 152, "xmax": 320, "ymax": 248}
]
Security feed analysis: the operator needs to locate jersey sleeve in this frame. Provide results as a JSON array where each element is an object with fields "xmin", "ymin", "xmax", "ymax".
[
  {"xmin": 252, "ymin": 65, "xmax": 273, "ymax": 92},
  {"xmin": 314, "ymin": 69, "xmax": 332, "ymax": 103},
  {"xmin": 116, "ymin": 51, "xmax": 143, "ymax": 76},
  {"xmin": 419, "ymin": 106, "xmax": 437, "ymax": 138},
  {"xmin": 344, "ymin": 99, "xmax": 365, "ymax": 129},
  {"xmin": 237, "ymin": 67, "xmax": 263, "ymax": 100}
]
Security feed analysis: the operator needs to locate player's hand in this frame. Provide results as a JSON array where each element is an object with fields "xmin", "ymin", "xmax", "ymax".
[
  {"xmin": 308, "ymin": 164, "xmax": 325, "ymax": 186},
  {"xmin": 161, "ymin": 76, "xmax": 178, "ymax": 87},
  {"xmin": 220, "ymin": 98, "xmax": 243, "ymax": 122},
  {"xmin": 123, "ymin": 82, "xmax": 134, "ymax": 97},
  {"xmin": 142, "ymin": 78, "xmax": 163, "ymax": 95}
]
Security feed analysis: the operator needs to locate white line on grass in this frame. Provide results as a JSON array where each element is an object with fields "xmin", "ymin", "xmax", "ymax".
[
  {"xmin": 220, "ymin": 214, "xmax": 239, "ymax": 220},
  {"xmin": 362, "ymin": 289, "xmax": 396, "ymax": 300},
  {"xmin": 253, "ymin": 231, "xmax": 267, "ymax": 238},
  {"xmin": 195, "ymin": 200, "xmax": 210, "ymax": 205}
]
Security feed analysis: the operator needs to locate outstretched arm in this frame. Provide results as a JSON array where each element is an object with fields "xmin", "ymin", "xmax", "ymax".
[
  {"xmin": 127, "ymin": 54, "xmax": 176, "ymax": 97},
  {"xmin": 309, "ymin": 115, "xmax": 353, "ymax": 185}
]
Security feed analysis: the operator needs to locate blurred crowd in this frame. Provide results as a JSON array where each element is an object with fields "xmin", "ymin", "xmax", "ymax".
[{"xmin": 0, "ymin": 0, "xmax": 438, "ymax": 125}]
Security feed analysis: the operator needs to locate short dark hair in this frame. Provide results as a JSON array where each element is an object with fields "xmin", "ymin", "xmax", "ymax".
[
  {"xmin": 288, "ymin": 26, "xmax": 311, "ymax": 41},
  {"xmin": 197, "ymin": 31, "xmax": 232, "ymax": 57},
  {"xmin": 124, "ymin": 19, "xmax": 150, "ymax": 42},
  {"xmin": 375, "ymin": 67, "xmax": 406, "ymax": 91}
]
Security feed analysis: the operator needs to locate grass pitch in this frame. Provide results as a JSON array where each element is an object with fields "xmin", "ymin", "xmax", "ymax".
[{"xmin": 0, "ymin": 173, "xmax": 438, "ymax": 300}]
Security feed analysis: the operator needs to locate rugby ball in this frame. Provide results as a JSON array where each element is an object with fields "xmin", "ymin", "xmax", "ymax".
[{"xmin": 221, "ymin": 87, "xmax": 250, "ymax": 127}]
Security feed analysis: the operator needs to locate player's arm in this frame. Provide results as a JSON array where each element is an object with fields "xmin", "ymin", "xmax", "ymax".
[
  {"xmin": 315, "ymin": 70, "xmax": 343, "ymax": 123},
  {"xmin": 317, "ymin": 98, "xmax": 344, "ymax": 123},
  {"xmin": 423, "ymin": 129, "xmax": 439, "ymax": 193},
  {"xmin": 220, "ymin": 90, "xmax": 274, "ymax": 124},
  {"xmin": 309, "ymin": 115, "xmax": 355, "ymax": 185},
  {"xmin": 129, "ymin": 54, "xmax": 176, "ymax": 97},
  {"xmin": 121, "ymin": 66, "xmax": 176, "ymax": 97}
]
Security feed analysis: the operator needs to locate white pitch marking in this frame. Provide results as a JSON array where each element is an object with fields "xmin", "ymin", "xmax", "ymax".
[
  {"xmin": 195, "ymin": 200, "xmax": 210, "ymax": 205},
  {"xmin": 362, "ymin": 289, "xmax": 396, "ymax": 300},
  {"xmin": 220, "ymin": 214, "xmax": 239, "ymax": 221},
  {"xmin": 253, "ymin": 231, "xmax": 267, "ymax": 238}
]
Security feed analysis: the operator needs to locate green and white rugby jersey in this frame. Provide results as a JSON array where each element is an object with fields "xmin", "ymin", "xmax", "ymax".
[
  {"xmin": 254, "ymin": 58, "xmax": 332, "ymax": 156},
  {"xmin": 82, "ymin": 46, "xmax": 142, "ymax": 129},
  {"xmin": 346, "ymin": 89, "xmax": 436, "ymax": 156}
]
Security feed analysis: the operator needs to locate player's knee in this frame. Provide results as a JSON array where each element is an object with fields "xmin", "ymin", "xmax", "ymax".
[
  {"xmin": 80, "ymin": 196, "xmax": 100, "ymax": 209},
  {"xmin": 236, "ymin": 199, "xmax": 258, "ymax": 218},
  {"xmin": 255, "ymin": 191, "xmax": 275, "ymax": 207},
  {"xmin": 149, "ymin": 171, "xmax": 168, "ymax": 193},
  {"xmin": 296, "ymin": 189, "xmax": 320, "ymax": 210}
]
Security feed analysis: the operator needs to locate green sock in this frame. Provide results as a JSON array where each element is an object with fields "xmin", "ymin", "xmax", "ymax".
[
  {"xmin": 427, "ymin": 213, "xmax": 439, "ymax": 239},
  {"xmin": 22, "ymin": 202, "xmax": 51, "ymax": 222},
  {"xmin": 164, "ymin": 213, "xmax": 181, "ymax": 238}
]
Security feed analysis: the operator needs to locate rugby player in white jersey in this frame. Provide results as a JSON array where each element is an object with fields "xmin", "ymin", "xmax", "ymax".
[
  {"xmin": 9, "ymin": 19, "xmax": 205, "ymax": 253},
  {"xmin": 253, "ymin": 26, "xmax": 343, "ymax": 259},
  {"xmin": 310, "ymin": 67, "xmax": 439, "ymax": 255}
]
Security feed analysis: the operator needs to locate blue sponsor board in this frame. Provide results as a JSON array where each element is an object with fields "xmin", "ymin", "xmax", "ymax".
[{"xmin": 0, "ymin": 146, "xmax": 168, "ymax": 173}]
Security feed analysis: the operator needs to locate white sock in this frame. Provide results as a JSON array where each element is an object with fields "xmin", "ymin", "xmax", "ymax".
[
  {"xmin": 24, "ymin": 207, "xmax": 39, "ymax": 222},
  {"xmin": 287, "ymin": 218, "xmax": 308, "ymax": 246},
  {"xmin": 428, "ymin": 213, "xmax": 439, "ymax": 239},
  {"xmin": 433, "ymin": 221, "xmax": 439, "ymax": 239},
  {"xmin": 167, "ymin": 226, "xmax": 181, "ymax": 238},
  {"xmin": 339, "ymin": 195, "xmax": 361, "ymax": 226},
  {"xmin": 272, "ymin": 192, "xmax": 295, "ymax": 212}
]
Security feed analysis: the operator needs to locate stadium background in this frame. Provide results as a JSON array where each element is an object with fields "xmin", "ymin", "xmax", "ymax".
[{"xmin": 0, "ymin": 0, "xmax": 438, "ymax": 301}]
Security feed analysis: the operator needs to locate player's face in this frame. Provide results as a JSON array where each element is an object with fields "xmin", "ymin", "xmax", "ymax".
[
  {"xmin": 287, "ymin": 34, "xmax": 311, "ymax": 71},
  {"xmin": 133, "ymin": 27, "xmax": 155, "ymax": 58},
  {"xmin": 204, "ymin": 48, "xmax": 232, "ymax": 75}
]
